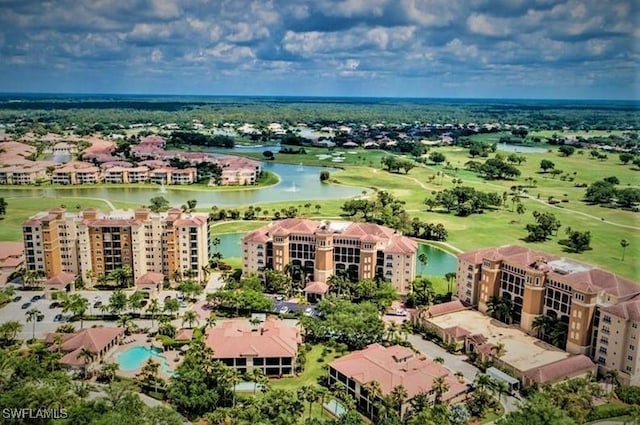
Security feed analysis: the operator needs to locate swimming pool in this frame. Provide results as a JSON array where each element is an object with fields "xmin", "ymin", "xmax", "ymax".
[{"xmin": 115, "ymin": 346, "xmax": 173, "ymax": 375}]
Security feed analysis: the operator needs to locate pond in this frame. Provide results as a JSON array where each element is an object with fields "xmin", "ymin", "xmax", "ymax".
[
  {"xmin": 496, "ymin": 143, "xmax": 547, "ymax": 153},
  {"xmin": 212, "ymin": 232, "xmax": 457, "ymax": 276},
  {"xmin": 0, "ymin": 163, "xmax": 364, "ymax": 208}
]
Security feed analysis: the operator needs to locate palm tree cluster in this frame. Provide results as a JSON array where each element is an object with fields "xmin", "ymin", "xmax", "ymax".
[{"xmin": 532, "ymin": 314, "xmax": 569, "ymax": 349}]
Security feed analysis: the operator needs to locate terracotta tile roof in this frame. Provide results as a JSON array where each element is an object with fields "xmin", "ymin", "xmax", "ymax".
[
  {"xmin": 384, "ymin": 236, "xmax": 418, "ymax": 255},
  {"xmin": 459, "ymin": 245, "xmax": 639, "ymax": 299},
  {"xmin": 555, "ymin": 269, "xmax": 640, "ymax": 298},
  {"xmin": 48, "ymin": 327, "xmax": 123, "ymax": 360},
  {"xmin": 0, "ymin": 242, "xmax": 24, "ymax": 260},
  {"xmin": 135, "ymin": 272, "xmax": 165, "ymax": 287},
  {"xmin": 205, "ymin": 319, "xmax": 300, "ymax": 358},
  {"xmin": 444, "ymin": 326, "xmax": 471, "ymax": 339},
  {"xmin": 175, "ymin": 328, "xmax": 194, "ymax": 341},
  {"xmin": 420, "ymin": 300, "xmax": 468, "ymax": 318},
  {"xmin": 174, "ymin": 216, "xmax": 207, "ymax": 226},
  {"xmin": 523, "ymin": 355, "xmax": 595, "ymax": 384},
  {"xmin": 601, "ymin": 295, "xmax": 640, "ymax": 322},
  {"xmin": 243, "ymin": 228, "xmax": 270, "ymax": 243},
  {"xmin": 329, "ymin": 344, "xmax": 467, "ymax": 402},
  {"xmin": 341, "ymin": 222, "xmax": 395, "ymax": 239},
  {"xmin": 43, "ymin": 271, "xmax": 76, "ymax": 287},
  {"xmin": 304, "ymin": 281, "xmax": 330, "ymax": 294}
]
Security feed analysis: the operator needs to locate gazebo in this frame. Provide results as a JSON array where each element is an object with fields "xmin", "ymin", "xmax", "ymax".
[
  {"xmin": 42, "ymin": 271, "xmax": 76, "ymax": 296},
  {"xmin": 135, "ymin": 272, "xmax": 164, "ymax": 298},
  {"xmin": 303, "ymin": 281, "xmax": 330, "ymax": 303}
]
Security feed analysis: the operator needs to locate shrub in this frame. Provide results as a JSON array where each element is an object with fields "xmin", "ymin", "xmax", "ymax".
[
  {"xmin": 586, "ymin": 403, "xmax": 630, "ymax": 421},
  {"xmin": 615, "ymin": 385, "xmax": 640, "ymax": 405}
]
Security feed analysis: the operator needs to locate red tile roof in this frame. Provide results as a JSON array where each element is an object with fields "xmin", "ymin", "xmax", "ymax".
[
  {"xmin": 304, "ymin": 281, "xmax": 330, "ymax": 294},
  {"xmin": 523, "ymin": 355, "xmax": 595, "ymax": 384},
  {"xmin": 601, "ymin": 295, "xmax": 640, "ymax": 322},
  {"xmin": 135, "ymin": 272, "xmax": 165, "ymax": 287},
  {"xmin": 384, "ymin": 236, "xmax": 418, "ymax": 255},
  {"xmin": 205, "ymin": 319, "xmax": 300, "ymax": 358},
  {"xmin": 421, "ymin": 300, "xmax": 468, "ymax": 318},
  {"xmin": 43, "ymin": 271, "xmax": 76, "ymax": 287},
  {"xmin": 329, "ymin": 344, "xmax": 467, "ymax": 402},
  {"xmin": 48, "ymin": 327, "xmax": 124, "ymax": 366}
]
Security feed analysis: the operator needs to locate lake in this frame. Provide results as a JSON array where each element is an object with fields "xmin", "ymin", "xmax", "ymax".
[
  {"xmin": 496, "ymin": 143, "xmax": 547, "ymax": 153},
  {"xmin": 213, "ymin": 232, "xmax": 457, "ymax": 276},
  {"xmin": 0, "ymin": 163, "xmax": 364, "ymax": 207}
]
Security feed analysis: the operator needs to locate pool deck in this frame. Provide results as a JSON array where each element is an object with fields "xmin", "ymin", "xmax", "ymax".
[{"xmin": 108, "ymin": 333, "xmax": 184, "ymax": 379}]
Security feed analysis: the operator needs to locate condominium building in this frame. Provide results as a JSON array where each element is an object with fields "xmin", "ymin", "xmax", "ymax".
[
  {"xmin": 0, "ymin": 163, "xmax": 50, "ymax": 184},
  {"xmin": 52, "ymin": 162, "xmax": 101, "ymax": 184},
  {"xmin": 148, "ymin": 167, "xmax": 197, "ymax": 185},
  {"xmin": 22, "ymin": 207, "xmax": 209, "ymax": 285},
  {"xmin": 204, "ymin": 319, "xmax": 301, "ymax": 376},
  {"xmin": 456, "ymin": 245, "xmax": 640, "ymax": 384},
  {"xmin": 242, "ymin": 218, "xmax": 417, "ymax": 294},
  {"xmin": 102, "ymin": 166, "xmax": 150, "ymax": 183},
  {"xmin": 328, "ymin": 344, "xmax": 467, "ymax": 419}
]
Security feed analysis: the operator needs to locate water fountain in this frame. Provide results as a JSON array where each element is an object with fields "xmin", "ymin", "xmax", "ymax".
[
  {"xmin": 159, "ymin": 180, "xmax": 167, "ymax": 194},
  {"xmin": 296, "ymin": 162, "xmax": 304, "ymax": 172},
  {"xmin": 284, "ymin": 181, "xmax": 299, "ymax": 192}
]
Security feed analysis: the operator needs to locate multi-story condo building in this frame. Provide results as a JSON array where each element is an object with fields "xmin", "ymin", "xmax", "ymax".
[
  {"xmin": 0, "ymin": 163, "xmax": 50, "ymax": 184},
  {"xmin": 328, "ymin": 344, "xmax": 467, "ymax": 419},
  {"xmin": 204, "ymin": 319, "xmax": 301, "ymax": 376},
  {"xmin": 242, "ymin": 218, "xmax": 417, "ymax": 294},
  {"xmin": 102, "ymin": 166, "xmax": 151, "ymax": 184},
  {"xmin": 148, "ymin": 167, "xmax": 198, "ymax": 185},
  {"xmin": 52, "ymin": 162, "xmax": 101, "ymax": 185},
  {"xmin": 456, "ymin": 245, "xmax": 640, "ymax": 384},
  {"xmin": 23, "ymin": 207, "xmax": 208, "ymax": 285}
]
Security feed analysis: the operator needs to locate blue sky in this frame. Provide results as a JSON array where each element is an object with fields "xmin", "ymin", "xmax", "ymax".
[{"xmin": 0, "ymin": 0, "xmax": 637, "ymax": 99}]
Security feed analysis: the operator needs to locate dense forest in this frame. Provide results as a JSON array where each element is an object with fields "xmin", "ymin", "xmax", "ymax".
[{"xmin": 0, "ymin": 95, "xmax": 637, "ymax": 130}]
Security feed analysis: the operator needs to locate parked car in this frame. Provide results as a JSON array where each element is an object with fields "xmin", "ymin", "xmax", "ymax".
[
  {"xmin": 21, "ymin": 302, "xmax": 31, "ymax": 310},
  {"xmin": 12, "ymin": 296, "xmax": 22, "ymax": 303},
  {"xmin": 53, "ymin": 314, "xmax": 63, "ymax": 322},
  {"xmin": 49, "ymin": 301, "xmax": 61, "ymax": 309},
  {"xmin": 30, "ymin": 295, "xmax": 41, "ymax": 302},
  {"xmin": 279, "ymin": 306, "xmax": 289, "ymax": 314},
  {"xmin": 93, "ymin": 301, "xmax": 102, "ymax": 309}
]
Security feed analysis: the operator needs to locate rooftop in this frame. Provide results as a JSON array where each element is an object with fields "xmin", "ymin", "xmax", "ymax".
[
  {"xmin": 205, "ymin": 319, "xmax": 300, "ymax": 358},
  {"xmin": 426, "ymin": 309, "xmax": 570, "ymax": 373},
  {"xmin": 523, "ymin": 355, "xmax": 596, "ymax": 384},
  {"xmin": 329, "ymin": 343, "xmax": 467, "ymax": 402}
]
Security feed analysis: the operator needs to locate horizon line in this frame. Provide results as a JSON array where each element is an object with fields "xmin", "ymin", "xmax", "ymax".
[{"xmin": 0, "ymin": 91, "xmax": 638, "ymax": 103}]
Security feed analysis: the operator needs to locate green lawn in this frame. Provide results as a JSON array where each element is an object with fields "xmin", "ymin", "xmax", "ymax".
[
  {"xmin": 210, "ymin": 220, "xmax": 266, "ymax": 234},
  {"xmin": 271, "ymin": 343, "xmax": 345, "ymax": 420},
  {"xmin": 0, "ymin": 197, "xmax": 125, "ymax": 241},
  {"xmin": 271, "ymin": 344, "xmax": 341, "ymax": 392}
]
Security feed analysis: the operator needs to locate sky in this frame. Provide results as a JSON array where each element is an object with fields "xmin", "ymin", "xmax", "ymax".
[{"xmin": 0, "ymin": 0, "xmax": 638, "ymax": 99}]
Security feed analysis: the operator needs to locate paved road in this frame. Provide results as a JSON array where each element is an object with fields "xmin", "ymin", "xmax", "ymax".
[{"xmin": 407, "ymin": 333, "xmax": 521, "ymax": 418}]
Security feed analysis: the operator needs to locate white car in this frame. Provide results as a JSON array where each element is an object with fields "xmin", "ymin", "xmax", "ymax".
[{"xmin": 279, "ymin": 306, "xmax": 289, "ymax": 314}]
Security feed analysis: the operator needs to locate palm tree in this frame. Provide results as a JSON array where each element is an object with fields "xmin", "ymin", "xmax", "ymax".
[
  {"xmin": 77, "ymin": 347, "xmax": 95, "ymax": 379},
  {"xmin": 432, "ymin": 375, "xmax": 449, "ymax": 405},
  {"xmin": 390, "ymin": 384, "xmax": 408, "ymax": 419},
  {"xmin": 53, "ymin": 333, "xmax": 64, "ymax": 353},
  {"xmin": 363, "ymin": 380, "xmax": 382, "ymax": 420},
  {"xmin": 454, "ymin": 371, "xmax": 465, "ymax": 383},
  {"xmin": 181, "ymin": 310, "xmax": 199, "ymax": 329},
  {"xmin": 138, "ymin": 358, "xmax": 160, "ymax": 393},
  {"xmin": 146, "ymin": 299, "xmax": 161, "ymax": 328},
  {"xmin": 127, "ymin": 291, "xmax": 145, "ymax": 315},
  {"xmin": 26, "ymin": 308, "xmax": 42, "ymax": 340},
  {"xmin": 493, "ymin": 378, "xmax": 509, "ymax": 403},
  {"xmin": 549, "ymin": 319, "xmax": 569, "ymax": 349},
  {"xmin": 473, "ymin": 373, "xmax": 494, "ymax": 397},
  {"xmin": 444, "ymin": 272, "xmax": 456, "ymax": 294},
  {"xmin": 604, "ymin": 369, "xmax": 620, "ymax": 393},
  {"xmin": 71, "ymin": 295, "xmax": 89, "ymax": 329},
  {"xmin": 249, "ymin": 367, "xmax": 267, "ymax": 394},
  {"xmin": 620, "ymin": 239, "xmax": 630, "ymax": 261},
  {"xmin": 100, "ymin": 362, "xmax": 119, "ymax": 383},
  {"xmin": 0, "ymin": 320, "xmax": 22, "ymax": 343},
  {"xmin": 532, "ymin": 314, "xmax": 554, "ymax": 340},
  {"xmin": 298, "ymin": 385, "xmax": 320, "ymax": 419},
  {"xmin": 205, "ymin": 313, "xmax": 218, "ymax": 331},
  {"xmin": 417, "ymin": 253, "xmax": 428, "ymax": 269},
  {"xmin": 434, "ymin": 356, "xmax": 445, "ymax": 364},
  {"xmin": 486, "ymin": 296, "xmax": 514, "ymax": 324},
  {"xmin": 331, "ymin": 382, "xmax": 349, "ymax": 417},
  {"xmin": 117, "ymin": 315, "xmax": 133, "ymax": 334},
  {"xmin": 491, "ymin": 342, "xmax": 506, "ymax": 360}
]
